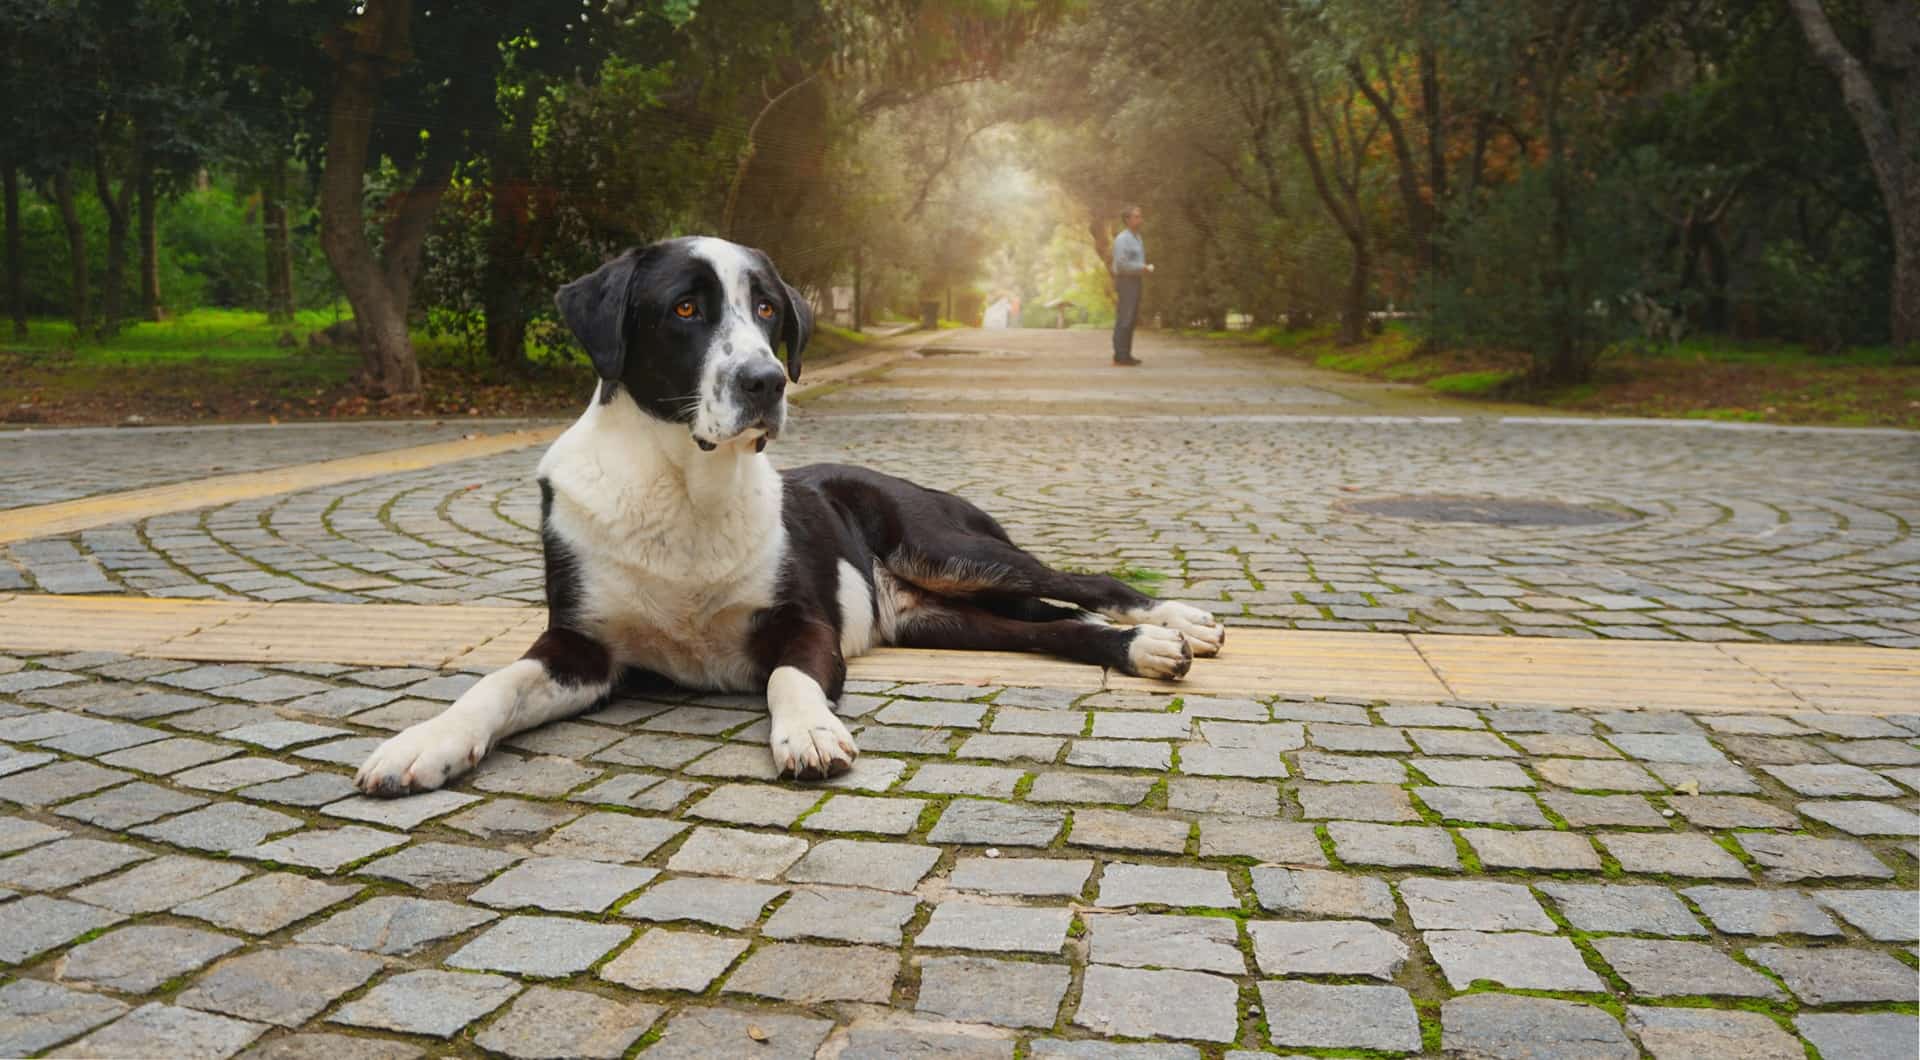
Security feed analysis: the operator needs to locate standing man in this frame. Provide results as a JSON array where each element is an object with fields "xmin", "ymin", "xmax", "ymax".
[{"xmin": 1110, "ymin": 204, "xmax": 1152, "ymax": 366}]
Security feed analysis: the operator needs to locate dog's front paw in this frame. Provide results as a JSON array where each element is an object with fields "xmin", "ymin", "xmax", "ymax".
[
  {"xmin": 1146, "ymin": 601, "xmax": 1226, "ymax": 657},
  {"xmin": 1125, "ymin": 624, "xmax": 1193, "ymax": 680},
  {"xmin": 355, "ymin": 719, "xmax": 490, "ymax": 797},
  {"xmin": 770, "ymin": 708, "xmax": 858, "ymax": 781}
]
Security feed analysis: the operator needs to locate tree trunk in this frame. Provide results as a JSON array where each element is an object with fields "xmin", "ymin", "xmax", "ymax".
[
  {"xmin": 483, "ymin": 88, "xmax": 537, "ymax": 373},
  {"xmin": 52, "ymin": 170, "xmax": 88, "ymax": 336},
  {"xmin": 852, "ymin": 247, "xmax": 864, "ymax": 329},
  {"xmin": 1341, "ymin": 242, "xmax": 1368, "ymax": 345},
  {"xmin": 318, "ymin": 0, "xmax": 422, "ymax": 397},
  {"xmin": 1787, "ymin": 0, "xmax": 1917, "ymax": 344},
  {"xmin": 262, "ymin": 147, "xmax": 294, "ymax": 323},
  {"xmin": 3, "ymin": 162, "xmax": 23, "ymax": 339},
  {"xmin": 137, "ymin": 155, "xmax": 161, "ymax": 320},
  {"xmin": 94, "ymin": 158, "xmax": 134, "ymax": 338}
]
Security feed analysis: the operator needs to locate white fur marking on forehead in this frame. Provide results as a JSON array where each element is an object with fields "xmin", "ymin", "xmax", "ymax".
[{"xmin": 688, "ymin": 237, "xmax": 759, "ymax": 312}]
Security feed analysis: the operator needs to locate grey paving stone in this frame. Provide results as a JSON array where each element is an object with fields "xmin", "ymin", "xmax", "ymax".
[
  {"xmin": 0, "ymin": 748, "xmax": 56, "ymax": 780},
  {"xmin": 357, "ymin": 841, "xmax": 519, "ymax": 887},
  {"xmin": 906, "ymin": 763, "xmax": 1025, "ymax": 796},
  {"xmin": 1812, "ymin": 888, "xmax": 1920, "ymax": 942},
  {"xmin": 1399, "ymin": 877, "xmax": 1554, "ymax": 931},
  {"xmin": 876, "ymin": 699, "xmax": 988, "ymax": 728},
  {"xmin": 1069, "ymin": 809, "xmax": 1190, "ymax": 853},
  {"xmin": 133, "ymin": 802, "xmax": 303, "ymax": 852},
  {"xmin": 1416, "ymin": 786, "xmax": 1549, "ymax": 826},
  {"xmin": 295, "ymin": 896, "xmax": 496, "ymax": 955},
  {"xmin": 1258, "ymin": 981, "xmax": 1421, "ymax": 1053},
  {"xmin": 1383, "ymin": 705, "xmax": 1484, "ymax": 728},
  {"xmin": 1309, "ymin": 723, "xmax": 1408, "ymax": 753},
  {"xmin": 599, "ymin": 928, "xmax": 748, "ymax": 992},
  {"xmin": 1096, "ymin": 863, "xmax": 1236, "ymax": 907},
  {"xmin": 1681, "ymin": 885, "xmax": 1841, "ymax": 936},
  {"xmin": 1761, "ymin": 763, "xmax": 1902, "ymax": 797},
  {"xmin": 1737, "ymin": 832, "xmax": 1893, "ymax": 881},
  {"xmin": 950, "ymin": 856, "xmax": 1093, "ymax": 897},
  {"xmin": 328, "ymin": 970, "xmax": 521, "ymax": 1038},
  {"xmin": 1176, "ymin": 745, "xmax": 1287, "ymax": 778},
  {"xmin": 321, "ymin": 790, "xmax": 478, "ymax": 830},
  {"xmin": 68, "ymin": 856, "xmax": 249, "ymax": 917},
  {"xmin": 0, "ymin": 894, "xmax": 125, "ymax": 962},
  {"xmin": 1026, "ymin": 772, "xmax": 1155, "ymax": 805},
  {"xmin": 927, "ymin": 800, "xmax": 1063, "ymax": 846},
  {"xmin": 1065, "ymin": 740, "xmax": 1170, "ymax": 770},
  {"xmin": 1295, "ymin": 751, "xmax": 1407, "ymax": 783},
  {"xmin": 786, "ymin": 838, "xmax": 939, "ymax": 892},
  {"xmin": 97, "ymin": 737, "xmax": 239, "ymax": 775},
  {"xmin": 852, "ymin": 726, "xmax": 953, "ymax": 755},
  {"xmin": 472, "ymin": 985, "xmax": 661, "ymax": 1060},
  {"xmin": 619, "ymin": 876, "xmax": 786, "ymax": 928},
  {"xmin": 917, "ymin": 900, "xmax": 1072, "ymax": 953},
  {"xmin": 218, "ymin": 676, "xmax": 334, "ymax": 703},
  {"xmin": 222, "ymin": 719, "xmax": 350, "ymax": 750},
  {"xmin": 444, "ymin": 797, "xmax": 582, "ymax": 839},
  {"xmin": 1594, "ymin": 936, "xmax": 1784, "ymax": 998},
  {"xmin": 59, "ymin": 924, "xmax": 243, "ymax": 994},
  {"xmin": 1462, "ymin": 827, "xmax": 1602, "ymax": 871},
  {"xmin": 1072, "ymin": 965, "xmax": 1239, "ymax": 1043},
  {"xmin": 1798, "ymin": 799, "xmax": 1920, "ymax": 836},
  {"xmin": 1085, "ymin": 912, "xmax": 1244, "ymax": 974},
  {"xmin": 1647, "ymin": 762, "xmax": 1761, "ymax": 793},
  {"xmin": 171, "ymin": 872, "xmax": 361, "ymax": 934},
  {"xmin": 289, "ymin": 737, "xmax": 385, "ymax": 766},
  {"xmin": 1599, "ymin": 832, "xmax": 1750, "ymax": 879},
  {"xmin": 1538, "ymin": 882, "xmax": 1705, "ymax": 936},
  {"xmin": 60, "ymin": 1002, "xmax": 265, "ymax": 1060},
  {"xmin": 593, "ymin": 733, "xmax": 719, "ymax": 769},
  {"xmin": 1251, "ymin": 866, "xmax": 1393, "ymax": 920},
  {"xmin": 1534, "ymin": 757, "xmax": 1663, "ymax": 792},
  {"xmin": 571, "ymin": 774, "xmax": 703, "ymax": 813},
  {"xmin": 1165, "ymin": 777, "xmax": 1277, "ymax": 816},
  {"xmin": 0, "ymin": 760, "xmax": 133, "ymax": 805},
  {"xmin": 1486, "ymin": 709, "xmax": 1596, "ymax": 734},
  {"xmin": 445, "ymin": 914, "xmax": 631, "ymax": 977},
  {"xmin": 38, "ymin": 718, "xmax": 169, "ymax": 757},
  {"xmin": 280, "ymin": 686, "xmax": 403, "ymax": 719},
  {"xmin": 1608, "ymin": 732, "xmax": 1728, "ymax": 764},
  {"xmin": 1326, "ymin": 821, "xmax": 1459, "ymax": 870},
  {"xmin": 1196, "ymin": 816, "xmax": 1327, "ymax": 864},
  {"xmin": 1540, "ymin": 791, "xmax": 1665, "ymax": 828},
  {"xmin": 1666, "ymin": 794, "xmax": 1798, "ymax": 829},
  {"xmin": 955, "ymin": 733, "xmax": 1065, "ymax": 762},
  {"xmin": 991, "ymin": 707, "xmax": 1087, "ymax": 734},
  {"xmin": 1795, "ymin": 1013, "xmax": 1920, "ymax": 1060},
  {"xmin": 992, "ymin": 687, "xmax": 1082, "ymax": 710},
  {"xmin": 0, "ymin": 815, "xmax": 67, "ymax": 852},
  {"xmin": 0, "ymin": 979, "xmax": 128, "ymax": 1057},
  {"xmin": 1296, "ymin": 782, "xmax": 1417, "ymax": 822},
  {"xmin": 1426, "ymin": 930, "xmax": 1606, "ymax": 991},
  {"xmin": 722, "ymin": 942, "xmax": 898, "ymax": 1003},
  {"xmin": 915, "ymin": 955, "xmax": 1070, "ymax": 1029},
  {"xmin": 1513, "ymin": 732, "xmax": 1621, "ymax": 757},
  {"xmin": 1091, "ymin": 712, "xmax": 1190, "ymax": 740},
  {"xmin": 469, "ymin": 857, "xmax": 656, "ymax": 913},
  {"xmin": 686, "ymin": 783, "xmax": 821, "ymax": 827},
  {"xmin": 665, "ymin": 826, "xmax": 807, "ymax": 877},
  {"xmin": 1249, "ymin": 918, "xmax": 1405, "ymax": 979},
  {"xmin": 1412, "ymin": 756, "xmax": 1534, "ymax": 788},
  {"xmin": 178, "ymin": 945, "xmax": 383, "ymax": 1026},
  {"xmin": 1627, "ymin": 1007, "xmax": 1804, "ymax": 1060},
  {"xmin": 529, "ymin": 811, "xmax": 687, "ymax": 863},
  {"xmin": 1030, "ymin": 1041, "xmax": 1200, "ymax": 1060},
  {"xmin": 762, "ymin": 886, "xmax": 919, "ymax": 944},
  {"xmin": 173, "ymin": 757, "xmax": 303, "ymax": 792},
  {"xmin": 464, "ymin": 753, "xmax": 604, "ymax": 799},
  {"xmin": 645, "ymin": 1006, "xmax": 833, "ymax": 1060},
  {"xmin": 1409, "ymin": 728, "xmax": 1516, "ymax": 759},
  {"xmin": 244, "ymin": 826, "xmax": 407, "ymax": 871},
  {"xmin": 0, "ymin": 837, "xmax": 151, "ymax": 890},
  {"xmin": 1749, "ymin": 943, "xmax": 1920, "ymax": 1004},
  {"xmin": 236, "ymin": 772, "xmax": 358, "ymax": 807}
]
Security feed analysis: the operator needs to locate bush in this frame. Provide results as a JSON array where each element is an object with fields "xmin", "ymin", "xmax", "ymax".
[{"xmin": 1753, "ymin": 240, "xmax": 1871, "ymax": 354}]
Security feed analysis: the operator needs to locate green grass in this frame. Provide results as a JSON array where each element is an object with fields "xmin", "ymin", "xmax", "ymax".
[
  {"xmin": 1426, "ymin": 369, "xmax": 1519, "ymax": 395},
  {"xmin": 817, "ymin": 323, "xmax": 871, "ymax": 345},
  {"xmin": 5, "ymin": 307, "xmax": 349, "ymax": 362}
]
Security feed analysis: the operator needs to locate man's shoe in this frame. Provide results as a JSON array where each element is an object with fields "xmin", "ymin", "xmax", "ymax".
[{"xmin": 1113, "ymin": 356, "xmax": 1143, "ymax": 366}]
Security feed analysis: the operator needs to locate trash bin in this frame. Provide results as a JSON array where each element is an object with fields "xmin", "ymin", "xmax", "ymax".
[{"xmin": 920, "ymin": 300, "xmax": 940, "ymax": 331}]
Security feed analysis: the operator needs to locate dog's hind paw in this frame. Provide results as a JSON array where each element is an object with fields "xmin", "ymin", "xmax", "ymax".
[
  {"xmin": 355, "ymin": 719, "xmax": 489, "ymax": 797},
  {"xmin": 1125, "ymin": 624, "xmax": 1193, "ymax": 680}
]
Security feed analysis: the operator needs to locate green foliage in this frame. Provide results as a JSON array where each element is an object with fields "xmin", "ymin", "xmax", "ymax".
[
  {"xmin": 1426, "ymin": 369, "xmax": 1517, "ymax": 395},
  {"xmin": 1754, "ymin": 240, "xmax": 1874, "ymax": 355}
]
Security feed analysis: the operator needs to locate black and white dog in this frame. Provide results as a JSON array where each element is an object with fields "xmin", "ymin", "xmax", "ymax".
[{"xmin": 356, "ymin": 237, "xmax": 1224, "ymax": 795}]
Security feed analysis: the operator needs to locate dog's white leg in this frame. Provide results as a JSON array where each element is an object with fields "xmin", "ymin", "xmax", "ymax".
[
  {"xmin": 766, "ymin": 666, "xmax": 858, "ymax": 780},
  {"xmin": 356, "ymin": 658, "xmax": 609, "ymax": 796},
  {"xmin": 1104, "ymin": 601, "xmax": 1226, "ymax": 657}
]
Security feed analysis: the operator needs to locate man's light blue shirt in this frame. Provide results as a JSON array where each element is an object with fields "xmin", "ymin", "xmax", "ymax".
[{"xmin": 1112, "ymin": 228, "xmax": 1146, "ymax": 276}]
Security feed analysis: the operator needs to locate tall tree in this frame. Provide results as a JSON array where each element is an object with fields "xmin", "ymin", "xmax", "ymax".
[{"xmin": 1787, "ymin": 0, "xmax": 1919, "ymax": 345}]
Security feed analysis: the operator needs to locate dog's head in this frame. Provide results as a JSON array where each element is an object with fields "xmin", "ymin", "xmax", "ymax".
[{"xmin": 555, "ymin": 236, "xmax": 812, "ymax": 450}]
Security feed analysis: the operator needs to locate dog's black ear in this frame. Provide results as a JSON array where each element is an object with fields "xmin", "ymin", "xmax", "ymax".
[
  {"xmin": 780, "ymin": 280, "xmax": 812, "ymax": 383},
  {"xmin": 555, "ymin": 252, "xmax": 639, "ymax": 399}
]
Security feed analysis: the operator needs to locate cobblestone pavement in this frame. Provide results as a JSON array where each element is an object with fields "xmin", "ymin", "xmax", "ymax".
[
  {"xmin": 0, "ymin": 652, "xmax": 1915, "ymax": 1057},
  {"xmin": 5, "ymin": 330, "xmax": 1918, "ymax": 646},
  {"xmin": 0, "ymin": 420, "xmax": 540, "ymax": 512}
]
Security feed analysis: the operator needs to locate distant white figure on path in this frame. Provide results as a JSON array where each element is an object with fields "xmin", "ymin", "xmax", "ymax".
[{"xmin": 983, "ymin": 296, "xmax": 1013, "ymax": 329}]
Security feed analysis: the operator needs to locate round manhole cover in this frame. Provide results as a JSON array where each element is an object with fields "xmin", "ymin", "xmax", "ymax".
[{"xmin": 1340, "ymin": 494, "xmax": 1637, "ymax": 527}]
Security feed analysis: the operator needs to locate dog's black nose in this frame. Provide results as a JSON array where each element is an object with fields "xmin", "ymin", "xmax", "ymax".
[{"xmin": 734, "ymin": 359, "xmax": 787, "ymax": 410}]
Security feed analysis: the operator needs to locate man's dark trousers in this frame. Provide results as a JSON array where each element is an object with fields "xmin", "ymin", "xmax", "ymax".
[{"xmin": 1112, "ymin": 275, "xmax": 1142, "ymax": 361}]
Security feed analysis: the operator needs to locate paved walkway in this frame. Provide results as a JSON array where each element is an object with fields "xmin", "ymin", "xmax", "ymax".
[{"xmin": 0, "ymin": 327, "xmax": 1914, "ymax": 1058}]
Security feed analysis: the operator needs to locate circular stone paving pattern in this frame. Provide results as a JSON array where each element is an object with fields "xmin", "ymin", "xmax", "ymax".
[{"xmin": 1340, "ymin": 494, "xmax": 1639, "ymax": 528}]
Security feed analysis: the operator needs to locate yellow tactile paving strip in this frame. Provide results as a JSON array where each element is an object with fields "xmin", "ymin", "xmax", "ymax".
[
  {"xmin": 0, "ymin": 348, "xmax": 905, "ymax": 547},
  {"xmin": 3, "ymin": 594, "xmax": 1915, "ymax": 715}
]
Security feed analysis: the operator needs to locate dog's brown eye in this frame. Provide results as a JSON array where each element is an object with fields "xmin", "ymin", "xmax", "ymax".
[
  {"xmin": 674, "ymin": 299, "xmax": 697, "ymax": 319},
  {"xmin": 756, "ymin": 300, "xmax": 775, "ymax": 320}
]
